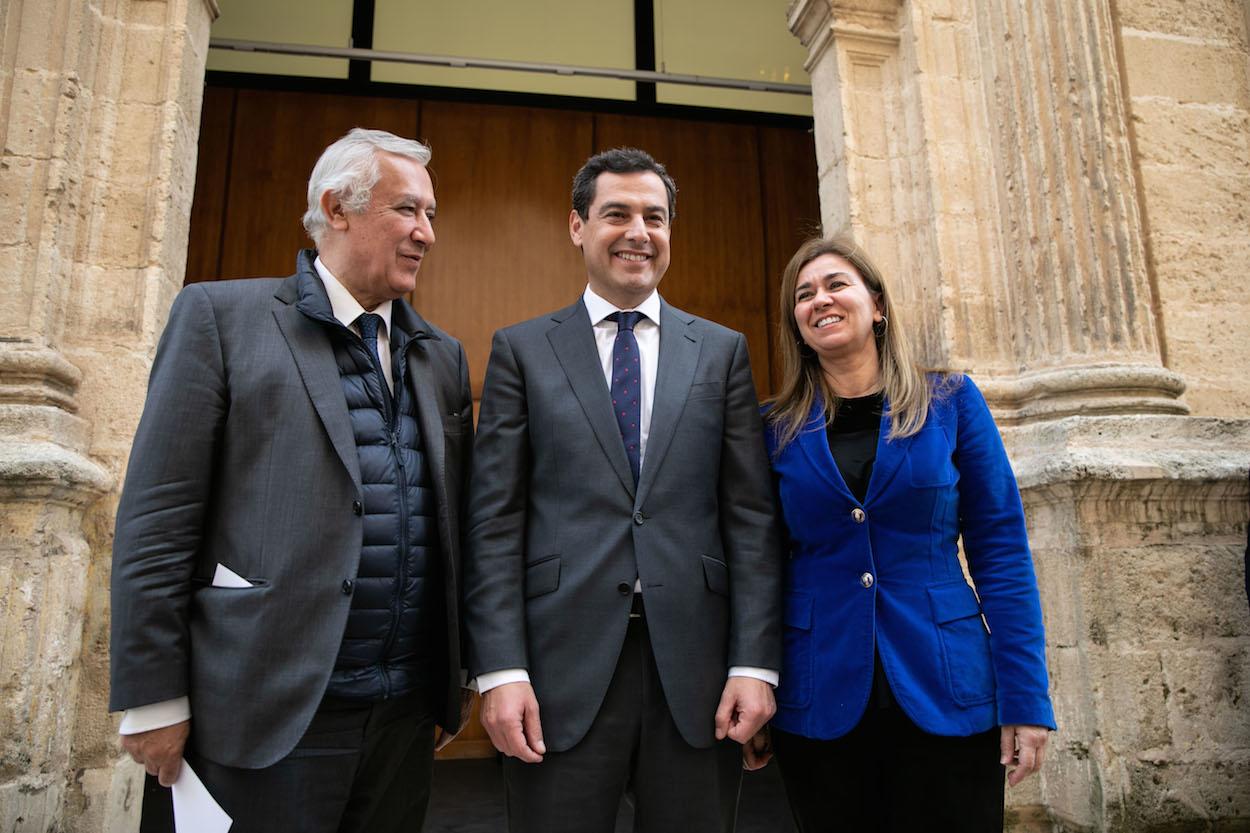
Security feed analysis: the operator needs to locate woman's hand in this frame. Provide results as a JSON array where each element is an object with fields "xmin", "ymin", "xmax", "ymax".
[
  {"xmin": 1000, "ymin": 724, "xmax": 1049, "ymax": 786},
  {"xmin": 742, "ymin": 726, "xmax": 773, "ymax": 771}
]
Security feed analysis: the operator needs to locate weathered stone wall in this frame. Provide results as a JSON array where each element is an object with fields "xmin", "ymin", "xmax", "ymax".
[
  {"xmin": 789, "ymin": 0, "xmax": 1250, "ymax": 830},
  {"xmin": 1115, "ymin": 0, "xmax": 1250, "ymax": 418},
  {"xmin": 0, "ymin": 0, "xmax": 216, "ymax": 830}
]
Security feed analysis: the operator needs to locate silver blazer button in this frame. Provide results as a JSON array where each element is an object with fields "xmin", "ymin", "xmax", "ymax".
[{"xmin": 860, "ymin": 572, "xmax": 874, "ymax": 588}]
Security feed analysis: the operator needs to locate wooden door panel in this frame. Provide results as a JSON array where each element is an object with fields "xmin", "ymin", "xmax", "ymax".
[
  {"xmin": 219, "ymin": 91, "xmax": 420, "ymax": 280},
  {"xmin": 759, "ymin": 126, "xmax": 823, "ymax": 397},
  {"xmin": 593, "ymin": 115, "xmax": 772, "ymax": 396},
  {"xmin": 185, "ymin": 86, "xmax": 236, "ymax": 283},
  {"xmin": 412, "ymin": 101, "xmax": 594, "ymax": 398}
]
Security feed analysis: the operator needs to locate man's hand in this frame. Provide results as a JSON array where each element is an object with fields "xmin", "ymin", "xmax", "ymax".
[
  {"xmin": 480, "ymin": 682, "xmax": 545, "ymax": 763},
  {"xmin": 715, "ymin": 677, "xmax": 776, "ymax": 744},
  {"xmin": 1001, "ymin": 724, "xmax": 1049, "ymax": 786},
  {"xmin": 742, "ymin": 726, "xmax": 773, "ymax": 771},
  {"xmin": 120, "ymin": 721, "xmax": 190, "ymax": 787}
]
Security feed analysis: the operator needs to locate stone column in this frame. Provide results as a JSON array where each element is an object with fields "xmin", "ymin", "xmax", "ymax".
[
  {"xmin": 790, "ymin": 1, "xmax": 1250, "ymax": 830},
  {"xmin": 788, "ymin": 0, "xmax": 1186, "ymax": 422},
  {"xmin": 0, "ymin": 0, "xmax": 217, "ymax": 830}
]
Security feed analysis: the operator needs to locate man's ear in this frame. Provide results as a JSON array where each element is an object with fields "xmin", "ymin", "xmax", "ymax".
[
  {"xmin": 321, "ymin": 190, "xmax": 350, "ymax": 231},
  {"xmin": 569, "ymin": 209, "xmax": 585, "ymax": 247}
]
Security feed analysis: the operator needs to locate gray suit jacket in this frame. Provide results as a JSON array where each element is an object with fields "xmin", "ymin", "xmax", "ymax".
[
  {"xmin": 109, "ymin": 253, "xmax": 472, "ymax": 769},
  {"xmin": 463, "ymin": 297, "xmax": 782, "ymax": 752}
]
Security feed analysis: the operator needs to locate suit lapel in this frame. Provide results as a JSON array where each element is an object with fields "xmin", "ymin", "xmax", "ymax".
[
  {"xmin": 548, "ymin": 300, "xmax": 636, "ymax": 499},
  {"xmin": 635, "ymin": 302, "xmax": 700, "ymax": 506},
  {"xmin": 272, "ymin": 294, "xmax": 361, "ymax": 489},
  {"xmin": 797, "ymin": 402, "xmax": 854, "ymax": 499},
  {"xmin": 863, "ymin": 403, "xmax": 914, "ymax": 504}
]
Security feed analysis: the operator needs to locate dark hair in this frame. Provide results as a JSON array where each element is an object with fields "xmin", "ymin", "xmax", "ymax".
[{"xmin": 571, "ymin": 147, "xmax": 678, "ymax": 221}]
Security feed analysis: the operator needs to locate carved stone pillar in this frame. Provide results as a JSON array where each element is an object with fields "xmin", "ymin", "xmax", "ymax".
[
  {"xmin": 791, "ymin": 1, "xmax": 1250, "ymax": 830},
  {"xmin": 789, "ymin": 0, "xmax": 1186, "ymax": 422},
  {"xmin": 0, "ymin": 0, "xmax": 217, "ymax": 830}
]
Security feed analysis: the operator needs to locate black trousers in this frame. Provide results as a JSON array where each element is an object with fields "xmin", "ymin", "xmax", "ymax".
[
  {"xmin": 140, "ymin": 688, "xmax": 436, "ymax": 833},
  {"xmin": 503, "ymin": 614, "xmax": 743, "ymax": 833},
  {"xmin": 772, "ymin": 704, "xmax": 1005, "ymax": 833}
]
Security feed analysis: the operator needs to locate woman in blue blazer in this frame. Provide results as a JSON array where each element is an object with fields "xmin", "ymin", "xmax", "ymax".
[{"xmin": 751, "ymin": 236, "xmax": 1055, "ymax": 831}]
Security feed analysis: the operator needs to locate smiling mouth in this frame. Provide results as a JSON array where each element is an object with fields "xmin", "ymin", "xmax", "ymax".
[
  {"xmin": 614, "ymin": 252, "xmax": 651, "ymax": 262},
  {"xmin": 815, "ymin": 315, "xmax": 844, "ymax": 328}
]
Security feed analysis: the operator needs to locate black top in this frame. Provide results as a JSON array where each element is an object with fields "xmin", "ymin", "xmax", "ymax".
[{"xmin": 824, "ymin": 392, "xmax": 884, "ymax": 502}]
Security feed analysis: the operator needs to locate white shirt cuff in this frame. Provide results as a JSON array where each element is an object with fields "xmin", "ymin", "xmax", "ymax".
[
  {"xmin": 474, "ymin": 668, "xmax": 531, "ymax": 694},
  {"xmin": 118, "ymin": 697, "xmax": 191, "ymax": 734},
  {"xmin": 728, "ymin": 666, "xmax": 779, "ymax": 687}
]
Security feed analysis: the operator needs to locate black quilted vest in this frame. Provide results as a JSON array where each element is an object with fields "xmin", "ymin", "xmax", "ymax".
[{"xmin": 297, "ymin": 267, "xmax": 444, "ymax": 702}]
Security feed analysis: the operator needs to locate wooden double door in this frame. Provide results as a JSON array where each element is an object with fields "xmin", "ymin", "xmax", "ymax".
[{"xmin": 186, "ymin": 84, "xmax": 820, "ymax": 756}]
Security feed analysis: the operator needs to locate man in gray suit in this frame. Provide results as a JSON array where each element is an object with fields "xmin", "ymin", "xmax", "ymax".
[
  {"xmin": 109, "ymin": 128, "xmax": 472, "ymax": 832},
  {"xmin": 463, "ymin": 147, "xmax": 782, "ymax": 832}
]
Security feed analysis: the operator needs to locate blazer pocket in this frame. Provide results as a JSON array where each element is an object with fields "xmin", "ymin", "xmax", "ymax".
[
  {"xmin": 688, "ymin": 381, "xmax": 725, "ymax": 401},
  {"xmin": 701, "ymin": 555, "xmax": 729, "ymax": 597},
  {"xmin": 776, "ymin": 591, "xmax": 814, "ymax": 708},
  {"xmin": 927, "ymin": 580, "xmax": 995, "ymax": 706},
  {"xmin": 524, "ymin": 556, "xmax": 561, "ymax": 599}
]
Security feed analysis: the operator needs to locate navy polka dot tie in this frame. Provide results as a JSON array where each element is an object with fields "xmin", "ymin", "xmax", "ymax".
[
  {"xmin": 356, "ymin": 312, "xmax": 389, "ymax": 400},
  {"xmin": 608, "ymin": 311, "xmax": 644, "ymax": 486}
]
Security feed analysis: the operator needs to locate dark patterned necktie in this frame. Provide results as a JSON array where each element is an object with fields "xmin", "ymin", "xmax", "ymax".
[
  {"xmin": 356, "ymin": 312, "xmax": 389, "ymax": 398},
  {"xmin": 608, "ymin": 311, "xmax": 645, "ymax": 486}
]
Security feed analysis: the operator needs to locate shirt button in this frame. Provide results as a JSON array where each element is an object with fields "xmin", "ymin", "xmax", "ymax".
[
  {"xmin": 342, "ymin": 579, "xmax": 354, "ymax": 595},
  {"xmin": 851, "ymin": 507, "xmax": 866, "ymax": 523},
  {"xmin": 352, "ymin": 500, "xmax": 363, "ymax": 516},
  {"xmin": 617, "ymin": 582, "xmax": 632, "ymax": 596},
  {"xmin": 633, "ymin": 511, "xmax": 645, "ymax": 526},
  {"xmin": 860, "ymin": 572, "xmax": 874, "ymax": 589}
]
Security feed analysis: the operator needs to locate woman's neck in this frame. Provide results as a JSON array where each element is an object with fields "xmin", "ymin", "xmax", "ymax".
[{"xmin": 819, "ymin": 351, "xmax": 881, "ymax": 399}]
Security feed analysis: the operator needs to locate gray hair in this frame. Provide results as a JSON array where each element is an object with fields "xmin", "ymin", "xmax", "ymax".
[{"xmin": 302, "ymin": 128, "xmax": 432, "ymax": 244}]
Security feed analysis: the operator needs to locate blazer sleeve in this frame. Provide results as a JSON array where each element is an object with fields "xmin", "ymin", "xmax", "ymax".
[
  {"xmin": 718, "ymin": 333, "xmax": 784, "ymax": 671},
  {"xmin": 462, "ymin": 328, "xmax": 531, "ymax": 677},
  {"xmin": 109, "ymin": 284, "xmax": 229, "ymax": 712},
  {"xmin": 953, "ymin": 376, "xmax": 1056, "ymax": 729}
]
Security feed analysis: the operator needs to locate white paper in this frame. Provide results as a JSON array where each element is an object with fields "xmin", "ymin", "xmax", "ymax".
[
  {"xmin": 172, "ymin": 759, "xmax": 232, "ymax": 833},
  {"xmin": 211, "ymin": 564, "xmax": 253, "ymax": 588}
]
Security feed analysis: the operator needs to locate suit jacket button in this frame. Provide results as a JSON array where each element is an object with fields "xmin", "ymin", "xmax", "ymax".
[
  {"xmin": 633, "ymin": 511, "xmax": 645, "ymax": 525},
  {"xmin": 617, "ymin": 582, "xmax": 632, "ymax": 596},
  {"xmin": 352, "ymin": 500, "xmax": 363, "ymax": 516},
  {"xmin": 342, "ymin": 579, "xmax": 354, "ymax": 595},
  {"xmin": 851, "ymin": 507, "xmax": 866, "ymax": 523},
  {"xmin": 860, "ymin": 572, "xmax": 874, "ymax": 588}
]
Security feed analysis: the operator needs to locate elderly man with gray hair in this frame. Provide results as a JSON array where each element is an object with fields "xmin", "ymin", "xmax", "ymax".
[{"xmin": 109, "ymin": 128, "xmax": 473, "ymax": 832}]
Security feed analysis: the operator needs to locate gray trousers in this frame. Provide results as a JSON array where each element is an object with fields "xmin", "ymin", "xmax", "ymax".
[{"xmin": 503, "ymin": 614, "xmax": 742, "ymax": 833}]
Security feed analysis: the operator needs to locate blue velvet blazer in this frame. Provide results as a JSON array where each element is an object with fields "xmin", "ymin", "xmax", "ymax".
[{"xmin": 766, "ymin": 376, "xmax": 1056, "ymax": 739}]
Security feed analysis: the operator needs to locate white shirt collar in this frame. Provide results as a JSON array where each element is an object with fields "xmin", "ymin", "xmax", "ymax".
[
  {"xmin": 582, "ymin": 285, "xmax": 661, "ymax": 326},
  {"xmin": 313, "ymin": 256, "xmax": 393, "ymax": 333}
]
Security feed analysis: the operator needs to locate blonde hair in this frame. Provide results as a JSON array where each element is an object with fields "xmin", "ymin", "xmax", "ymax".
[{"xmin": 765, "ymin": 234, "xmax": 945, "ymax": 451}]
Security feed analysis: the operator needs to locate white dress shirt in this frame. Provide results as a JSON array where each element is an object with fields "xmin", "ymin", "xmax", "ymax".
[
  {"xmin": 476, "ymin": 286, "xmax": 778, "ymax": 693},
  {"xmin": 119, "ymin": 259, "xmax": 396, "ymax": 735}
]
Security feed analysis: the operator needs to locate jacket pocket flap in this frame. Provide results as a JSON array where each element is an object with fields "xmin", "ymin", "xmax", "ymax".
[
  {"xmin": 701, "ymin": 555, "xmax": 729, "ymax": 596},
  {"xmin": 783, "ymin": 591, "xmax": 813, "ymax": 630},
  {"xmin": 524, "ymin": 556, "xmax": 561, "ymax": 599},
  {"xmin": 927, "ymin": 580, "xmax": 982, "ymax": 624}
]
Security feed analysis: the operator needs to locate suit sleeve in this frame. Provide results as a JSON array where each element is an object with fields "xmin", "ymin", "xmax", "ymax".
[
  {"xmin": 454, "ymin": 340, "xmax": 475, "ymax": 679},
  {"xmin": 462, "ymin": 329, "xmax": 531, "ymax": 677},
  {"xmin": 109, "ymin": 284, "xmax": 228, "ymax": 712},
  {"xmin": 718, "ymin": 333, "xmax": 784, "ymax": 671},
  {"xmin": 953, "ymin": 376, "xmax": 1056, "ymax": 729}
]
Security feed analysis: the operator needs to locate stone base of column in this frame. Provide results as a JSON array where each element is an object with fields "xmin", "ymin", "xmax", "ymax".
[
  {"xmin": 979, "ymin": 364, "xmax": 1190, "ymax": 426},
  {"xmin": 1004, "ymin": 415, "xmax": 1250, "ymax": 832},
  {"xmin": 0, "ymin": 343, "xmax": 113, "ymax": 831}
]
